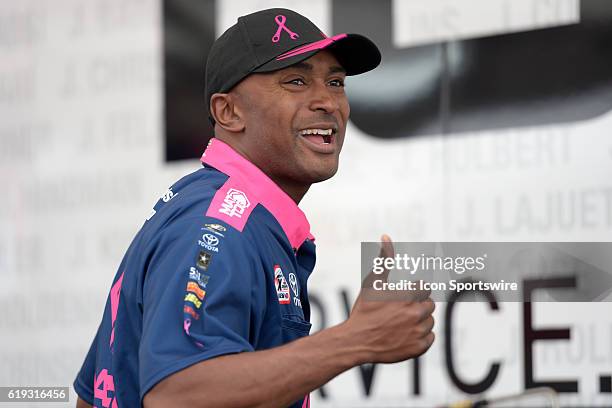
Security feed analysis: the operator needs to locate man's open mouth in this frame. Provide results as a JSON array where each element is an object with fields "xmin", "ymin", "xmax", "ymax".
[{"xmin": 299, "ymin": 128, "xmax": 335, "ymax": 145}]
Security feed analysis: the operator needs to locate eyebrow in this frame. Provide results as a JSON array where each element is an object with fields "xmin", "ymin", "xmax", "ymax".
[{"xmin": 290, "ymin": 61, "xmax": 347, "ymax": 75}]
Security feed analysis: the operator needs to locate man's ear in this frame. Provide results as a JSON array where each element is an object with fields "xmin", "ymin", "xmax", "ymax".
[{"xmin": 209, "ymin": 93, "xmax": 245, "ymax": 133}]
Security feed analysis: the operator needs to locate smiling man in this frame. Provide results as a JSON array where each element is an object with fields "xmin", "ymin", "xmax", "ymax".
[
  {"xmin": 213, "ymin": 51, "xmax": 348, "ymax": 203},
  {"xmin": 74, "ymin": 8, "xmax": 435, "ymax": 408}
]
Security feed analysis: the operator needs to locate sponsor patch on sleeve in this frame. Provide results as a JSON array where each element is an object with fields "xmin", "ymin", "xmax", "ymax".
[
  {"xmin": 189, "ymin": 267, "xmax": 209, "ymax": 287},
  {"xmin": 196, "ymin": 250, "xmax": 213, "ymax": 270},
  {"xmin": 186, "ymin": 281, "xmax": 206, "ymax": 300},
  {"xmin": 273, "ymin": 264, "xmax": 291, "ymax": 305},
  {"xmin": 205, "ymin": 178, "xmax": 258, "ymax": 231},
  {"xmin": 184, "ymin": 305, "xmax": 199, "ymax": 320},
  {"xmin": 203, "ymin": 223, "xmax": 226, "ymax": 237},
  {"xmin": 184, "ymin": 293, "xmax": 202, "ymax": 309},
  {"xmin": 183, "ymin": 265, "xmax": 210, "ymax": 324}
]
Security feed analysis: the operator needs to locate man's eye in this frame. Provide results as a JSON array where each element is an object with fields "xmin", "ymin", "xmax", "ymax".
[
  {"xmin": 287, "ymin": 78, "xmax": 305, "ymax": 86},
  {"xmin": 329, "ymin": 79, "xmax": 345, "ymax": 87}
]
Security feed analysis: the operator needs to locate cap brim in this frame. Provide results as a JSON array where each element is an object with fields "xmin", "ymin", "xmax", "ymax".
[{"xmin": 253, "ymin": 33, "xmax": 381, "ymax": 76}]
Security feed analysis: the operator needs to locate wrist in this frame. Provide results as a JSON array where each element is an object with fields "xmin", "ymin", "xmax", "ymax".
[{"xmin": 327, "ymin": 321, "xmax": 372, "ymax": 366}]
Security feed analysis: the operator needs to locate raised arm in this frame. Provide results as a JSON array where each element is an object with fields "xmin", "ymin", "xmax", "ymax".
[
  {"xmin": 145, "ymin": 300, "xmax": 434, "ymax": 408},
  {"xmin": 144, "ymin": 237, "xmax": 435, "ymax": 408}
]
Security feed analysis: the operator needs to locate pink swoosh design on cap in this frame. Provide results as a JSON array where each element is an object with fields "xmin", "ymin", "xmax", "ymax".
[{"xmin": 276, "ymin": 34, "xmax": 348, "ymax": 60}]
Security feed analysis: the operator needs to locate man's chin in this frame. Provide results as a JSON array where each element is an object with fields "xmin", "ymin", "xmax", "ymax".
[{"xmin": 307, "ymin": 163, "xmax": 339, "ymax": 184}]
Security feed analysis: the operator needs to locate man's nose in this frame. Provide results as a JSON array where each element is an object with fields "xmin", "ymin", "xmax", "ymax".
[{"xmin": 309, "ymin": 82, "xmax": 340, "ymax": 113}]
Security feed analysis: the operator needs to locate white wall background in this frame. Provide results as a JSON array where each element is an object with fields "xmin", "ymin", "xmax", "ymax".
[{"xmin": 1, "ymin": 0, "xmax": 611, "ymax": 407}]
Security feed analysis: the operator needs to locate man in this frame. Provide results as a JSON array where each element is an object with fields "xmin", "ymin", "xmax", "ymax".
[{"xmin": 75, "ymin": 8, "xmax": 435, "ymax": 408}]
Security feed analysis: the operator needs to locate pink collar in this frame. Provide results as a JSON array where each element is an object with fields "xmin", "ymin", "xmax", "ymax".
[{"xmin": 201, "ymin": 138, "xmax": 314, "ymax": 249}]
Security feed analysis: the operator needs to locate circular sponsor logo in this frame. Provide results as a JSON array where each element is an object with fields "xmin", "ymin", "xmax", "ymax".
[{"xmin": 202, "ymin": 234, "xmax": 219, "ymax": 247}]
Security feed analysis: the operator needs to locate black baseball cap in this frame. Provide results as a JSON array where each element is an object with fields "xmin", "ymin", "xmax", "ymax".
[{"xmin": 205, "ymin": 8, "xmax": 381, "ymax": 122}]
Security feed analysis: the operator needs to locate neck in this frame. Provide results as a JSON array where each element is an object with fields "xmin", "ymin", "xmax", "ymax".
[
  {"xmin": 214, "ymin": 134, "xmax": 310, "ymax": 204},
  {"xmin": 272, "ymin": 178, "xmax": 310, "ymax": 204}
]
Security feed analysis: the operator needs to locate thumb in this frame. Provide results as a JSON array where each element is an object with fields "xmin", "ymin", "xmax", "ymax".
[
  {"xmin": 362, "ymin": 234, "xmax": 395, "ymax": 289},
  {"xmin": 377, "ymin": 234, "xmax": 395, "ymax": 283},
  {"xmin": 379, "ymin": 234, "xmax": 394, "ymax": 260}
]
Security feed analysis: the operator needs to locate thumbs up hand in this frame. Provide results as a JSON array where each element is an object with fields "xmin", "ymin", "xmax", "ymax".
[{"xmin": 345, "ymin": 235, "xmax": 436, "ymax": 364}]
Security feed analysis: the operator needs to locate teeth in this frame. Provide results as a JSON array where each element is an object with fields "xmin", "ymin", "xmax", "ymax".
[{"xmin": 300, "ymin": 128, "xmax": 332, "ymax": 136}]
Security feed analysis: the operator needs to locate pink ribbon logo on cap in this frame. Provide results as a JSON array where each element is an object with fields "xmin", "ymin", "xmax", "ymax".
[{"xmin": 272, "ymin": 15, "xmax": 299, "ymax": 43}]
